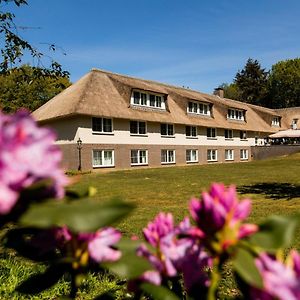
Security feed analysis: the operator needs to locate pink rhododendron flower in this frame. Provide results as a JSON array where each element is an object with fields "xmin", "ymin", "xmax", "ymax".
[
  {"xmin": 189, "ymin": 183, "xmax": 257, "ymax": 250},
  {"xmin": 87, "ymin": 227, "xmax": 122, "ymax": 262},
  {"xmin": 137, "ymin": 213, "xmax": 208, "ymax": 287},
  {"xmin": 0, "ymin": 110, "xmax": 68, "ymax": 214},
  {"xmin": 252, "ymin": 252, "xmax": 300, "ymax": 300}
]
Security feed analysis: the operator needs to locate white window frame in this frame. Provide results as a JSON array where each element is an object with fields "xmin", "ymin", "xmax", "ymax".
[
  {"xmin": 131, "ymin": 149, "xmax": 148, "ymax": 166},
  {"xmin": 227, "ymin": 108, "xmax": 245, "ymax": 121},
  {"xmin": 92, "ymin": 150, "xmax": 114, "ymax": 168},
  {"xmin": 272, "ymin": 117, "xmax": 280, "ymax": 127},
  {"xmin": 225, "ymin": 149, "xmax": 234, "ymax": 161},
  {"xmin": 130, "ymin": 120, "xmax": 147, "ymax": 136},
  {"xmin": 225, "ymin": 129, "xmax": 233, "ymax": 140},
  {"xmin": 186, "ymin": 149, "xmax": 198, "ymax": 163},
  {"xmin": 207, "ymin": 127, "xmax": 217, "ymax": 139},
  {"xmin": 161, "ymin": 123, "xmax": 175, "ymax": 137},
  {"xmin": 92, "ymin": 117, "xmax": 113, "ymax": 134},
  {"xmin": 161, "ymin": 150, "xmax": 176, "ymax": 164},
  {"xmin": 131, "ymin": 90, "xmax": 166, "ymax": 110},
  {"xmin": 186, "ymin": 126, "xmax": 197, "ymax": 138},
  {"xmin": 240, "ymin": 149, "xmax": 249, "ymax": 160},
  {"xmin": 207, "ymin": 149, "xmax": 217, "ymax": 162},
  {"xmin": 187, "ymin": 101, "xmax": 211, "ymax": 116}
]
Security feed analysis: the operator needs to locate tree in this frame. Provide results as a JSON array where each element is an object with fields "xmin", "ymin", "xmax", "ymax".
[
  {"xmin": 0, "ymin": 65, "xmax": 71, "ymax": 112},
  {"xmin": 218, "ymin": 83, "xmax": 240, "ymax": 100},
  {"xmin": 234, "ymin": 58, "xmax": 269, "ymax": 106},
  {"xmin": 268, "ymin": 58, "xmax": 300, "ymax": 108},
  {"xmin": 0, "ymin": 0, "xmax": 69, "ymax": 78}
]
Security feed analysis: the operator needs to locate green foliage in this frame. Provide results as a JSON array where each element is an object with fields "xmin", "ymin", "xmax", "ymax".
[
  {"xmin": 140, "ymin": 283, "xmax": 179, "ymax": 300},
  {"xmin": 234, "ymin": 58, "xmax": 269, "ymax": 105},
  {"xmin": 249, "ymin": 214, "xmax": 299, "ymax": 252},
  {"xmin": 219, "ymin": 83, "xmax": 240, "ymax": 100},
  {"xmin": 20, "ymin": 197, "xmax": 135, "ymax": 232},
  {"xmin": 220, "ymin": 57, "xmax": 300, "ymax": 108},
  {"xmin": 268, "ymin": 58, "xmax": 300, "ymax": 108},
  {"xmin": 0, "ymin": 65, "xmax": 71, "ymax": 112},
  {"xmin": 0, "ymin": 0, "xmax": 69, "ymax": 77}
]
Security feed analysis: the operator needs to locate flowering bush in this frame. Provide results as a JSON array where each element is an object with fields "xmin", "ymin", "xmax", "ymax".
[{"xmin": 1, "ymin": 110, "xmax": 300, "ymax": 299}]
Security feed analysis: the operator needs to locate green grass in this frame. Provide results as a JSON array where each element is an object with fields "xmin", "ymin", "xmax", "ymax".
[{"xmin": 1, "ymin": 153, "xmax": 300, "ymax": 298}]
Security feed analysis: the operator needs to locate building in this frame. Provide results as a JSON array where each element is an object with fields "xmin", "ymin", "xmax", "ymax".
[{"xmin": 32, "ymin": 69, "xmax": 300, "ymax": 171}]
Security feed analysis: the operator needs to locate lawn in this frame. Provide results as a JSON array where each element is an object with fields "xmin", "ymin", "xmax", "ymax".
[{"xmin": 1, "ymin": 152, "xmax": 300, "ymax": 299}]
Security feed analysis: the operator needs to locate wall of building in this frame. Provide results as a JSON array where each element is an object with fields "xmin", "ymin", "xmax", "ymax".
[
  {"xmin": 58, "ymin": 143, "xmax": 252, "ymax": 171},
  {"xmin": 51, "ymin": 115, "xmax": 261, "ymax": 147},
  {"xmin": 251, "ymin": 145, "xmax": 300, "ymax": 160}
]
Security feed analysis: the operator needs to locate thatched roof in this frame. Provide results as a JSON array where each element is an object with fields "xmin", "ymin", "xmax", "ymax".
[{"xmin": 32, "ymin": 69, "xmax": 292, "ymax": 133}]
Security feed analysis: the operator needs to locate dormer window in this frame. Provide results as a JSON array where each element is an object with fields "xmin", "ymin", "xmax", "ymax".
[
  {"xmin": 227, "ymin": 108, "xmax": 245, "ymax": 121},
  {"xmin": 272, "ymin": 117, "xmax": 280, "ymax": 127},
  {"xmin": 187, "ymin": 101, "xmax": 211, "ymax": 116},
  {"xmin": 131, "ymin": 90, "xmax": 166, "ymax": 109}
]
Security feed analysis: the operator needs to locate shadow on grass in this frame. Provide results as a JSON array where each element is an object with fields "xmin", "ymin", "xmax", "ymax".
[{"xmin": 237, "ymin": 182, "xmax": 300, "ymax": 200}]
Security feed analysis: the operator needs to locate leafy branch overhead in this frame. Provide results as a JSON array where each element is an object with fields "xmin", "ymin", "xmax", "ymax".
[{"xmin": 0, "ymin": 0, "xmax": 69, "ymax": 78}]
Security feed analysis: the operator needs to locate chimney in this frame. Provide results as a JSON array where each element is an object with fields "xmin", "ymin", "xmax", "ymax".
[{"xmin": 213, "ymin": 87, "xmax": 224, "ymax": 98}]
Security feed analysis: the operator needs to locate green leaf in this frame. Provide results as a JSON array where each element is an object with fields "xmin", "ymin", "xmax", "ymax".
[
  {"xmin": 20, "ymin": 198, "xmax": 134, "ymax": 232},
  {"xmin": 233, "ymin": 248, "xmax": 263, "ymax": 289},
  {"xmin": 249, "ymin": 215, "xmax": 299, "ymax": 252},
  {"xmin": 16, "ymin": 264, "xmax": 66, "ymax": 294},
  {"xmin": 141, "ymin": 283, "xmax": 180, "ymax": 300},
  {"xmin": 103, "ymin": 238, "xmax": 152, "ymax": 279}
]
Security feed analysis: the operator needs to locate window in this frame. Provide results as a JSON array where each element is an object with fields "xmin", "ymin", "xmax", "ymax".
[
  {"xmin": 92, "ymin": 150, "xmax": 114, "ymax": 167},
  {"xmin": 131, "ymin": 150, "xmax": 148, "ymax": 165},
  {"xmin": 227, "ymin": 108, "xmax": 245, "ymax": 121},
  {"xmin": 225, "ymin": 129, "xmax": 233, "ymax": 139},
  {"xmin": 225, "ymin": 149, "xmax": 234, "ymax": 161},
  {"xmin": 186, "ymin": 126, "xmax": 197, "ymax": 138},
  {"xmin": 207, "ymin": 127, "xmax": 217, "ymax": 139},
  {"xmin": 131, "ymin": 90, "xmax": 166, "ymax": 109},
  {"xmin": 240, "ymin": 149, "xmax": 248, "ymax": 160},
  {"xmin": 130, "ymin": 121, "xmax": 146, "ymax": 135},
  {"xmin": 187, "ymin": 101, "xmax": 211, "ymax": 116},
  {"xmin": 207, "ymin": 149, "xmax": 217, "ymax": 161},
  {"xmin": 292, "ymin": 119, "xmax": 298, "ymax": 129},
  {"xmin": 92, "ymin": 117, "xmax": 113, "ymax": 133},
  {"xmin": 240, "ymin": 131, "xmax": 247, "ymax": 140},
  {"xmin": 161, "ymin": 123, "xmax": 174, "ymax": 136},
  {"xmin": 186, "ymin": 149, "xmax": 198, "ymax": 163},
  {"xmin": 161, "ymin": 150, "xmax": 175, "ymax": 164},
  {"xmin": 272, "ymin": 117, "xmax": 280, "ymax": 126}
]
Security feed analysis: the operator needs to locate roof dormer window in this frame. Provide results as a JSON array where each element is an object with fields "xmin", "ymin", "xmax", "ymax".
[
  {"xmin": 131, "ymin": 90, "xmax": 166, "ymax": 110},
  {"xmin": 227, "ymin": 108, "xmax": 245, "ymax": 121},
  {"xmin": 187, "ymin": 101, "xmax": 211, "ymax": 116},
  {"xmin": 271, "ymin": 116, "xmax": 280, "ymax": 127}
]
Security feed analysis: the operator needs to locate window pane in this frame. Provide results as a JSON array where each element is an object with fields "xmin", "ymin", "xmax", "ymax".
[
  {"xmin": 188, "ymin": 102, "xmax": 193, "ymax": 112},
  {"xmin": 130, "ymin": 121, "xmax": 138, "ymax": 134},
  {"xmin": 150, "ymin": 94, "xmax": 155, "ymax": 106},
  {"xmin": 92, "ymin": 117, "xmax": 102, "ymax": 132},
  {"xmin": 103, "ymin": 151, "xmax": 113, "ymax": 165},
  {"xmin": 140, "ymin": 150, "xmax": 147, "ymax": 163},
  {"xmin": 133, "ymin": 91, "xmax": 140, "ymax": 104},
  {"xmin": 93, "ymin": 150, "xmax": 101, "ymax": 165},
  {"xmin": 186, "ymin": 126, "xmax": 190, "ymax": 136},
  {"xmin": 203, "ymin": 105, "xmax": 208, "ymax": 114},
  {"xmin": 141, "ymin": 93, "xmax": 147, "ymax": 105},
  {"xmin": 161, "ymin": 150, "xmax": 167, "ymax": 162},
  {"xmin": 161, "ymin": 124, "xmax": 167, "ymax": 135},
  {"xmin": 139, "ymin": 122, "xmax": 146, "ymax": 134},
  {"xmin": 207, "ymin": 150, "xmax": 211, "ymax": 160},
  {"xmin": 168, "ymin": 150, "xmax": 174, "ymax": 162},
  {"xmin": 192, "ymin": 126, "xmax": 197, "ymax": 136},
  {"xmin": 192, "ymin": 150, "xmax": 197, "ymax": 161},
  {"xmin": 131, "ymin": 150, "xmax": 138, "ymax": 164},
  {"xmin": 193, "ymin": 103, "xmax": 198, "ymax": 113},
  {"xmin": 156, "ymin": 96, "xmax": 162, "ymax": 107},
  {"xmin": 103, "ymin": 118, "xmax": 112, "ymax": 132},
  {"xmin": 168, "ymin": 125, "xmax": 174, "ymax": 136},
  {"xmin": 186, "ymin": 150, "xmax": 191, "ymax": 161}
]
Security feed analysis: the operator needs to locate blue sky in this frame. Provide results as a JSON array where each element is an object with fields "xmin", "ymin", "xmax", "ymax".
[{"xmin": 7, "ymin": 0, "xmax": 300, "ymax": 93}]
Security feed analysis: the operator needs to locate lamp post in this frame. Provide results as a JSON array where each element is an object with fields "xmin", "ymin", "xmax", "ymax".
[{"xmin": 77, "ymin": 138, "xmax": 82, "ymax": 171}]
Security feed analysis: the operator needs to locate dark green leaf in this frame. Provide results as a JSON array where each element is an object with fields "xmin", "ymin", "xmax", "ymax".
[
  {"xmin": 103, "ymin": 238, "xmax": 152, "ymax": 279},
  {"xmin": 249, "ymin": 215, "xmax": 299, "ymax": 252},
  {"xmin": 233, "ymin": 248, "xmax": 262, "ymax": 289},
  {"xmin": 141, "ymin": 283, "xmax": 180, "ymax": 300},
  {"xmin": 17, "ymin": 264, "xmax": 66, "ymax": 294},
  {"xmin": 20, "ymin": 198, "xmax": 134, "ymax": 232}
]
